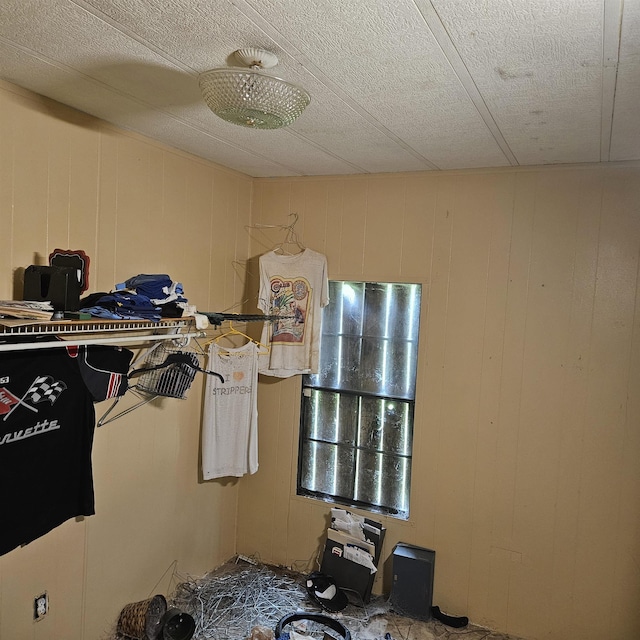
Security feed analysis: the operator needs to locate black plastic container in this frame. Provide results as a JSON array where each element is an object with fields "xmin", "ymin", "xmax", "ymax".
[{"xmin": 161, "ymin": 608, "xmax": 195, "ymax": 640}]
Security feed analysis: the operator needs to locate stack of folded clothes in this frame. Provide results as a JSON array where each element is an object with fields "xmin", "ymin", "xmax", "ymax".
[{"xmin": 80, "ymin": 274, "xmax": 190, "ymax": 322}]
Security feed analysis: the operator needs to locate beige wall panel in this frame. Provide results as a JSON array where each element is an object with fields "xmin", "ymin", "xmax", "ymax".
[
  {"xmin": 236, "ymin": 379, "xmax": 284, "ymax": 560},
  {"xmin": 571, "ymin": 169, "xmax": 640, "ymax": 638},
  {"xmin": 248, "ymin": 181, "xmax": 296, "ymax": 264},
  {"xmin": 209, "ymin": 170, "xmax": 233, "ymax": 310},
  {"xmin": 432, "ymin": 173, "xmax": 511, "ymax": 612},
  {"xmin": 285, "ymin": 499, "xmax": 333, "ymax": 573},
  {"xmin": 244, "ymin": 166, "xmax": 640, "ymax": 640},
  {"xmin": 112, "ymin": 137, "xmax": 162, "ymax": 280},
  {"xmin": 0, "ymin": 83, "xmax": 244, "ymax": 640},
  {"xmin": 173, "ymin": 385, "xmax": 223, "ymax": 571},
  {"xmin": 211, "ymin": 171, "xmax": 253, "ymax": 312},
  {"xmin": 507, "ymin": 171, "xmax": 587, "ymax": 638},
  {"xmin": 95, "ymin": 128, "xmax": 120, "ymax": 290},
  {"xmin": 337, "ymin": 179, "xmax": 368, "ymax": 278},
  {"xmin": 233, "ymin": 176, "xmax": 253, "ymax": 305},
  {"xmin": 288, "ymin": 180, "xmax": 309, "ymax": 245},
  {"xmin": 324, "ymin": 181, "xmax": 346, "ymax": 274},
  {"xmin": 297, "ymin": 181, "xmax": 329, "ymax": 255},
  {"xmin": 271, "ymin": 376, "xmax": 303, "ymax": 566},
  {"xmin": 612, "ymin": 202, "xmax": 640, "ymax": 632},
  {"xmin": 182, "ymin": 161, "xmax": 216, "ymax": 306},
  {"xmin": 45, "ymin": 112, "xmax": 100, "ymax": 257},
  {"xmin": 253, "ymin": 181, "xmax": 292, "ymax": 227},
  {"xmin": 68, "ymin": 123, "xmax": 101, "ymax": 259},
  {"xmin": 0, "ymin": 89, "xmax": 16, "ymax": 299},
  {"xmin": 46, "ymin": 116, "xmax": 73, "ymax": 253},
  {"xmin": 461, "ymin": 173, "xmax": 517, "ymax": 627},
  {"xmin": 211, "ymin": 174, "xmax": 236, "ymax": 311},
  {"xmin": 146, "ymin": 149, "xmax": 175, "ymax": 275},
  {"xmin": 84, "ymin": 406, "xmax": 184, "ymax": 637},
  {"xmin": 161, "ymin": 154, "xmax": 205, "ymax": 303},
  {"xmin": 363, "ymin": 176, "xmax": 405, "ymax": 279},
  {"xmin": 410, "ymin": 175, "xmax": 456, "ymax": 540},
  {"xmin": 11, "ymin": 94, "xmax": 49, "ymax": 276},
  {"xmin": 1, "ymin": 518, "xmax": 86, "ymax": 639},
  {"xmin": 483, "ymin": 172, "xmax": 537, "ymax": 630},
  {"xmin": 545, "ymin": 169, "xmax": 603, "ymax": 638},
  {"xmin": 401, "ymin": 174, "xmax": 439, "ymax": 279}
]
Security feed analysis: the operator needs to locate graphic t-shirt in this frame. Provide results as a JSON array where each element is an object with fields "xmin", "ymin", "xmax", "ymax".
[
  {"xmin": 201, "ymin": 341, "xmax": 259, "ymax": 479},
  {"xmin": 257, "ymin": 248, "xmax": 329, "ymax": 377},
  {"xmin": 0, "ymin": 338, "xmax": 132, "ymax": 556}
]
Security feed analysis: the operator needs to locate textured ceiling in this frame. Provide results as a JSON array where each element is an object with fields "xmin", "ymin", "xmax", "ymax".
[{"xmin": 0, "ymin": 0, "xmax": 638, "ymax": 177}]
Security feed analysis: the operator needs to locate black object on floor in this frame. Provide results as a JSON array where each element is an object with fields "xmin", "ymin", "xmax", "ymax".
[
  {"xmin": 160, "ymin": 608, "xmax": 195, "ymax": 640},
  {"xmin": 389, "ymin": 543, "xmax": 436, "ymax": 621},
  {"xmin": 305, "ymin": 571, "xmax": 348, "ymax": 612},
  {"xmin": 431, "ymin": 605, "xmax": 469, "ymax": 628},
  {"xmin": 275, "ymin": 612, "xmax": 351, "ymax": 640}
]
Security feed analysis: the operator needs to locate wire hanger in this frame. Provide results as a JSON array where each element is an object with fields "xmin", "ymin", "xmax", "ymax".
[
  {"xmin": 211, "ymin": 321, "xmax": 271, "ymax": 355},
  {"xmin": 272, "ymin": 213, "xmax": 305, "ymax": 255},
  {"xmin": 128, "ymin": 352, "xmax": 225, "ymax": 382},
  {"xmin": 245, "ymin": 212, "xmax": 306, "ymax": 256}
]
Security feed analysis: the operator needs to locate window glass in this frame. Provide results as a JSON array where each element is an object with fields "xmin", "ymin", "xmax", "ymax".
[{"xmin": 298, "ymin": 281, "xmax": 421, "ymax": 519}]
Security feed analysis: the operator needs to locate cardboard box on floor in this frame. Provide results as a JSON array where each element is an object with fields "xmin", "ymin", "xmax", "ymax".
[{"xmin": 320, "ymin": 513, "xmax": 385, "ymax": 603}]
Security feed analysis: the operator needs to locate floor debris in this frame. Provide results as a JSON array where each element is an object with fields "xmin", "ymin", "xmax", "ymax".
[{"xmin": 107, "ymin": 557, "xmax": 526, "ymax": 640}]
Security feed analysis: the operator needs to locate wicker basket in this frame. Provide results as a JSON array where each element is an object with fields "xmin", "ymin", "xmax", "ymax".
[{"xmin": 117, "ymin": 594, "xmax": 167, "ymax": 640}]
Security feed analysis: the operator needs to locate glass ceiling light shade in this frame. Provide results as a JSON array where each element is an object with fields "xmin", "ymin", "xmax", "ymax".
[{"xmin": 199, "ymin": 48, "xmax": 310, "ymax": 129}]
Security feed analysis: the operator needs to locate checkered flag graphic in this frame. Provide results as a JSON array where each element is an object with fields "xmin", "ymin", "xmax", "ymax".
[{"xmin": 26, "ymin": 376, "xmax": 67, "ymax": 405}]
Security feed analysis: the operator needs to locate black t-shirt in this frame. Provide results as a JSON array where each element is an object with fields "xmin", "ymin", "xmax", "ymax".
[{"xmin": 0, "ymin": 338, "xmax": 132, "ymax": 556}]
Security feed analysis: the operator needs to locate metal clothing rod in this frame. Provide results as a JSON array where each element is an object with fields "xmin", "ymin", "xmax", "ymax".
[
  {"xmin": 202, "ymin": 312, "xmax": 291, "ymax": 326},
  {"xmin": 0, "ymin": 331, "xmax": 205, "ymax": 352}
]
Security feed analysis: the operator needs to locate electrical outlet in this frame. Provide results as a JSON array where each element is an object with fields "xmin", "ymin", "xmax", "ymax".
[{"xmin": 34, "ymin": 593, "xmax": 48, "ymax": 621}]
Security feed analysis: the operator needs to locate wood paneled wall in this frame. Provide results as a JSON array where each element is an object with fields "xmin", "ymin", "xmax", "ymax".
[
  {"xmin": 238, "ymin": 167, "xmax": 640, "ymax": 640},
  {"xmin": 0, "ymin": 80, "xmax": 251, "ymax": 639}
]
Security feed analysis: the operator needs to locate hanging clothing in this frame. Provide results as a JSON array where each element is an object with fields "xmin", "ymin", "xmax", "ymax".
[
  {"xmin": 257, "ymin": 248, "xmax": 329, "ymax": 378},
  {"xmin": 0, "ymin": 338, "xmax": 132, "ymax": 556},
  {"xmin": 201, "ymin": 341, "xmax": 259, "ymax": 479}
]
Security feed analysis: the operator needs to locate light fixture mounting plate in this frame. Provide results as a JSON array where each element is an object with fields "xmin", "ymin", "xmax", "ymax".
[{"xmin": 234, "ymin": 48, "xmax": 278, "ymax": 69}]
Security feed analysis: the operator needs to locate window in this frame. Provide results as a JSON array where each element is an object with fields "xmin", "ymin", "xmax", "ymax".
[{"xmin": 298, "ymin": 281, "xmax": 422, "ymax": 519}]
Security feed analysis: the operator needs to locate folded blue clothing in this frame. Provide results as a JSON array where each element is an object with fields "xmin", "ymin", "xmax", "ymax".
[
  {"xmin": 86, "ymin": 307, "xmax": 160, "ymax": 322},
  {"xmin": 97, "ymin": 292, "xmax": 160, "ymax": 313},
  {"xmin": 82, "ymin": 292, "xmax": 162, "ymax": 322},
  {"xmin": 122, "ymin": 274, "xmax": 173, "ymax": 300},
  {"xmin": 79, "ymin": 306, "xmax": 124, "ymax": 320},
  {"xmin": 79, "ymin": 306, "xmax": 161, "ymax": 322}
]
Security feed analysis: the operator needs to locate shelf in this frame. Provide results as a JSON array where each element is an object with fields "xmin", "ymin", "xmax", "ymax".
[
  {"xmin": 0, "ymin": 318, "xmax": 203, "ymax": 352},
  {"xmin": 0, "ymin": 317, "xmax": 190, "ymax": 335}
]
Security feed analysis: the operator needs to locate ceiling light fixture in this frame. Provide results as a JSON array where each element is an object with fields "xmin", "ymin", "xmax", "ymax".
[{"xmin": 199, "ymin": 48, "xmax": 311, "ymax": 130}]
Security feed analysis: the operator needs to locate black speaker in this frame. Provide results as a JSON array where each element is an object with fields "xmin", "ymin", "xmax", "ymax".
[
  {"xmin": 23, "ymin": 265, "xmax": 81, "ymax": 311},
  {"xmin": 389, "ymin": 543, "xmax": 435, "ymax": 621}
]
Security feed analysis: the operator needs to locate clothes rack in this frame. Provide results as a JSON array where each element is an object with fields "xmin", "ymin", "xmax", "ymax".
[{"xmin": 0, "ymin": 315, "xmax": 282, "ymax": 426}]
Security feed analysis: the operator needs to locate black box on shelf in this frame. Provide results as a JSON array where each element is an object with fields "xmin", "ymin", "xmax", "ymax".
[{"xmin": 23, "ymin": 265, "xmax": 81, "ymax": 311}]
